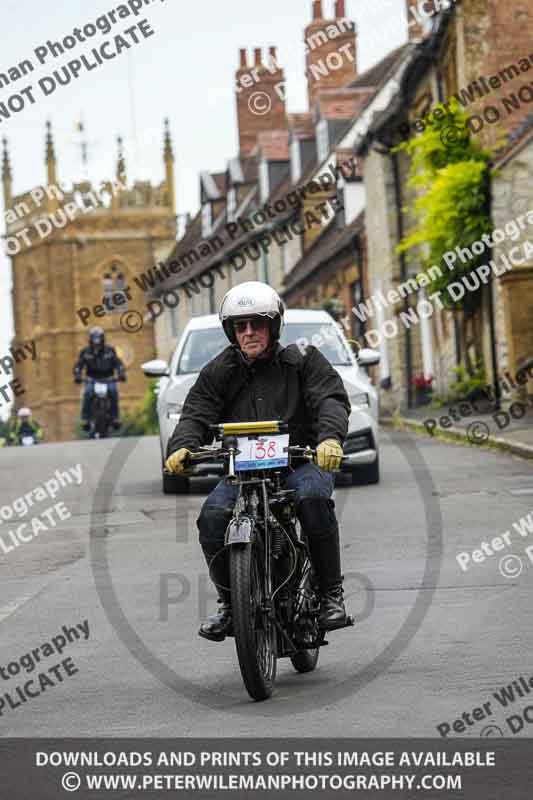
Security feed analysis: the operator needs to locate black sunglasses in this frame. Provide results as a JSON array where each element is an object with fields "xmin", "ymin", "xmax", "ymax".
[{"xmin": 233, "ymin": 318, "xmax": 268, "ymax": 333}]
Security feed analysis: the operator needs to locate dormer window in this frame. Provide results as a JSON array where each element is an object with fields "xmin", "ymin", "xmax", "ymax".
[
  {"xmin": 290, "ymin": 139, "xmax": 302, "ymax": 184},
  {"xmin": 202, "ymin": 202, "xmax": 212, "ymax": 238},
  {"xmin": 259, "ymin": 160, "xmax": 270, "ymax": 202},
  {"xmin": 317, "ymin": 119, "xmax": 330, "ymax": 162},
  {"xmin": 227, "ymin": 188, "xmax": 237, "ymax": 222}
]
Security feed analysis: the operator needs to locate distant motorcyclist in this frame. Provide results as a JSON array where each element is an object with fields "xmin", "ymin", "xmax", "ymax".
[
  {"xmin": 9, "ymin": 407, "xmax": 43, "ymax": 445},
  {"xmin": 74, "ymin": 327, "xmax": 126, "ymax": 431}
]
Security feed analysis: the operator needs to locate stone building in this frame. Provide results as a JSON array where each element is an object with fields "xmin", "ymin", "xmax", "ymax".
[
  {"xmin": 355, "ymin": 0, "xmax": 533, "ymax": 413},
  {"xmin": 491, "ymin": 114, "xmax": 533, "ymax": 403},
  {"xmin": 1, "ymin": 122, "xmax": 177, "ymax": 441},
  {"xmin": 153, "ymin": 0, "xmax": 391, "ymax": 354}
]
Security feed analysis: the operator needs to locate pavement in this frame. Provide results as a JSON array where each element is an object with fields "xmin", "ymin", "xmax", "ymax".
[
  {"xmin": 389, "ymin": 400, "xmax": 533, "ymax": 459},
  {"xmin": 1, "ymin": 431, "xmax": 533, "ymax": 737}
]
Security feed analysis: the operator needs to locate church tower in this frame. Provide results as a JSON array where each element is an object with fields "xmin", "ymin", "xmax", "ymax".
[{"xmin": 4, "ymin": 121, "xmax": 177, "ymax": 441}]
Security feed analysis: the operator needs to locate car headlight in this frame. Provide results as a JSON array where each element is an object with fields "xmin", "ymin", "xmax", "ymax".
[
  {"xmin": 349, "ymin": 392, "xmax": 370, "ymax": 410},
  {"xmin": 167, "ymin": 402, "xmax": 183, "ymax": 420}
]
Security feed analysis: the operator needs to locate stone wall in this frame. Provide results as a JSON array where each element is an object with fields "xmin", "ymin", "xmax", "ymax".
[
  {"xmin": 491, "ymin": 132, "xmax": 533, "ymax": 400},
  {"xmin": 460, "ymin": 0, "xmax": 533, "ymax": 150},
  {"xmin": 363, "ymin": 149, "xmax": 408, "ymax": 413}
]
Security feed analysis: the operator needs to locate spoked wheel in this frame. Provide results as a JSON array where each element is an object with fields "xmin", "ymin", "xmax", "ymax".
[
  {"xmin": 230, "ymin": 543, "xmax": 276, "ymax": 701},
  {"xmin": 290, "ymin": 557, "xmax": 320, "ymax": 674}
]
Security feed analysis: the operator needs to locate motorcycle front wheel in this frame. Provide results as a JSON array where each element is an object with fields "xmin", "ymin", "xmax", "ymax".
[
  {"xmin": 230, "ymin": 543, "xmax": 276, "ymax": 701},
  {"xmin": 92, "ymin": 398, "xmax": 110, "ymax": 439}
]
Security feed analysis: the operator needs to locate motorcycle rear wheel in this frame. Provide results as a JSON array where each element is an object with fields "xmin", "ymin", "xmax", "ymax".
[
  {"xmin": 290, "ymin": 554, "xmax": 320, "ymax": 673},
  {"xmin": 230, "ymin": 543, "xmax": 276, "ymax": 701}
]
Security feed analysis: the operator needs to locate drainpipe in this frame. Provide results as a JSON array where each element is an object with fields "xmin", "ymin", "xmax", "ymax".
[
  {"xmin": 435, "ymin": 67, "xmax": 461, "ymax": 365},
  {"xmin": 485, "ymin": 167, "xmax": 501, "ymax": 410},
  {"xmin": 262, "ymin": 250, "xmax": 270, "ymax": 285},
  {"xmin": 391, "ymin": 150, "xmax": 413, "ymax": 410}
]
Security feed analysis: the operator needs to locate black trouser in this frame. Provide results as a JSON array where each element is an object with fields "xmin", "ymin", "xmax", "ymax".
[{"xmin": 197, "ymin": 462, "xmax": 342, "ymax": 596}]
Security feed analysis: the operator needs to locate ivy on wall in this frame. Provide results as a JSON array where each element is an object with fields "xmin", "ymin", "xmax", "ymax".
[{"xmin": 395, "ymin": 98, "xmax": 497, "ymax": 313}]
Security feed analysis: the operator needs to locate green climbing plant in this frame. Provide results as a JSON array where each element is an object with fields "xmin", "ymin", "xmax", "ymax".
[
  {"xmin": 320, "ymin": 297, "xmax": 345, "ymax": 320},
  {"xmin": 395, "ymin": 98, "xmax": 496, "ymax": 314},
  {"xmin": 120, "ymin": 380, "xmax": 159, "ymax": 437}
]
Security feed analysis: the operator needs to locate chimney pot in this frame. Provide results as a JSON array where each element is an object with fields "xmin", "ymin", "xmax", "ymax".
[
  {"xmin": 254, "ymin": 47, "xmax": 262, "ymax": 66},
  {"xmin": 239, "ymin": 48, "xmax": 247, "ymax": 68},
  {"xmin": 405, "ymin": 0, "xmax": 425, "ymax": 39},
  {"xmin": 312, "ymin": 0, "xmax": 322, "ymax": 20},
  {"xmin": 335, "ymin": 0, "xmax": 346, "ymax": 17}
]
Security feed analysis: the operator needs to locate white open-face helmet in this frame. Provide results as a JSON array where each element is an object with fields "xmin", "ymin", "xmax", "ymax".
[
  {"xmin": 17, "ymin": 407, "xmax": 31, "ymax": 418},
  {"xmin": 219, "ymin": 281, "xmax": 285, "ymax": 345}
]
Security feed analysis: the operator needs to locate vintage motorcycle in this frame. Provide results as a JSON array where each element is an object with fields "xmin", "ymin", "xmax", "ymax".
[
  {"xmin": 20, "ymin": 434, "xmax": 38, "ymax": 446},
  {"xmin": 85, "ymin": 378, "xmax": 115, "ymax": 440},
  {"xmin": 184, "ymin": 420, "xmax": 354, "ymax": 701}
]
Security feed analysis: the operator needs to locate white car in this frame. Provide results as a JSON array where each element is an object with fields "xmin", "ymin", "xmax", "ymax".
[{"xmin": 142, "ymin": 309, "xmax": 380, "ymax": 493}]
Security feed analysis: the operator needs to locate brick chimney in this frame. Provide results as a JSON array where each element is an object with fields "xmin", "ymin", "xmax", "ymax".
[
  {"xmin": 305, "ymin": 0, "xmax": 357, "ymax": 109},
  {"xmin": 405, "ymin": 1, "xmax": 426, "ymax": 41},
  {"xmin": 235, "ymin": 47, "xmax": 287, "ymax": 158}
]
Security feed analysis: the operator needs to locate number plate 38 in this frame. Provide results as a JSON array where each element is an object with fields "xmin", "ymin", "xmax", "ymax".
[{"xmin": 235, "ymin": 433, "xmax": 289, "ymax": 471}]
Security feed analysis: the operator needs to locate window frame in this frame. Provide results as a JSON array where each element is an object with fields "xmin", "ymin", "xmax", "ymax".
[{"xmin": 316, "ymin": 119, "xmax": 330, "ymax": 162}]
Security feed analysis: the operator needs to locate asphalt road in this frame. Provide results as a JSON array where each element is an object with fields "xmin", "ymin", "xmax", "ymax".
[{"xmin": 1, "ymin": 431, "xmax": 532, "ymax": 737}]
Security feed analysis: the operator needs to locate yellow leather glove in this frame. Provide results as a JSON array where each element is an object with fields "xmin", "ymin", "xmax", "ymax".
[
  {"xmin": 165, "ymin": 448, "xmax": 192, "ymax": 475},
  {"xmin": 316, "ymin": 438, "xmax": 343, "ymax": 472}
]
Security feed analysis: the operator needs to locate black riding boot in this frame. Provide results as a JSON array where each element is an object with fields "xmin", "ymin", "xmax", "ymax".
[
  {"xmin": 300, "ymin": 499, "xmax": 347, "ymax": 631},
  {"xmin": 199, "ymin": 545, "xmax": 233, "ymax": 642}
]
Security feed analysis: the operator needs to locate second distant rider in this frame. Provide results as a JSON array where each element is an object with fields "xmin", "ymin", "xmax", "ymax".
[{"xmin": 73, "ymin": 327, "xmax": 126, "ymax": 431}]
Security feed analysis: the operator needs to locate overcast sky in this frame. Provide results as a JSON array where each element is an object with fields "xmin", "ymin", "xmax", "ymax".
[{"xmin": 0, "ymin": 0, "xmax": 408, "ymax": 416}]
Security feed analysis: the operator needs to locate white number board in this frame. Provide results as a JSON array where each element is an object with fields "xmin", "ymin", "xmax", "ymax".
[{"xmin": 235, "ymin": 434, "xmax": 289, "ymax": 471}]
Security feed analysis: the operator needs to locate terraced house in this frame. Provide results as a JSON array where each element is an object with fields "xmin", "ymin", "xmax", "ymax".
[
  {"xmin": 355, "ymin": 0, "xmax": 533, "ymax": 412},
  {"xmin": 152, "ymin": 0, "xmax": 404, "ymax": 359},
  {"xmin": 154, "ymin": 0, "xmax": 532, "ymax": 416}
]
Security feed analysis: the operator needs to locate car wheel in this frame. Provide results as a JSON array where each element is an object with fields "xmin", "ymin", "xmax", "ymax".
[
  {"xmin": 162, "ymin": 472, "xmax": 190, "ymax": 494},
  {"xmin": 351, "ymin": 454, "xmax": 380, "ymax": 486}
]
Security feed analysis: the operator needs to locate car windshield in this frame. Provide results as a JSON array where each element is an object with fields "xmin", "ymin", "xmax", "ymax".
[
  {"xmin": 175, "ymin": 320, "xmax": 353, "ymax": 374},
  {"xmin": 281, "ymin": 323, "xmax": 353, "ymax": 366},
  {"xmin": 176, "ymin": 328, "xmax": 227, "ymax": 374}
]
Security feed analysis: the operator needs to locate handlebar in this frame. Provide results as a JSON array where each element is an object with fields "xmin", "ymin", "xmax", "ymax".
[
  {"xmin": 176, "ymin": 444, "xmax": 349, "ymax": 469},
  {"xmin": 163, "ymin": 444, "xmax": 322, "ymax": 477},
  {"xmin": 185, "ymin": 443, "xmax": 317, "ymax": 465},
  {"xmin": 77, "ymin": 377, "xmax": 122, "ymax": 384}
]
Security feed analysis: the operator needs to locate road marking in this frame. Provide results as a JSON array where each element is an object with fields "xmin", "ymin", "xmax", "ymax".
[{"xmin": 0, "ymin": 586, "xmax": 45, "ymax": 623}]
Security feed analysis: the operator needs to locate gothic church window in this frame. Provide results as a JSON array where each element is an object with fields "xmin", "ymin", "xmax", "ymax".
[{"xmin": 102, "ymin": 263, "xmax": 128, "ymax": 312}]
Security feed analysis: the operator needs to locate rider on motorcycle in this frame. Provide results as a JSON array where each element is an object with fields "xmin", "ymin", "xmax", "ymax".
[
  {"xmin": 165, "ymin": 281, "xmax": 351, "ymax": 642},
  {"xmin": 73, "ymin": 327, "xmax": 126, "ymax": 431},
  {"xmin": 8, "ymin": 407, "xmax": 43, "ymax": 445}
]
